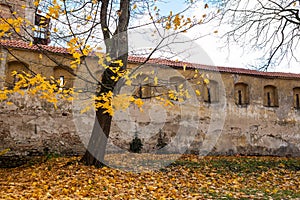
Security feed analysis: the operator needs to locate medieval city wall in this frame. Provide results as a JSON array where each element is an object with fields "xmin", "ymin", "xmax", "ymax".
[
  {"xmin": 1, "ymin": 67, "xmax": 300, "ymax": 168},
  {"xmin": 1, "ymin": 47, "xmax": 300, "ymax": 168}
]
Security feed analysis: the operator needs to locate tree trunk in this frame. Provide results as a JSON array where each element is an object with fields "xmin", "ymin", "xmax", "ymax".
[
  {"xmin": 81, "ymin": 0, "xmax": 130, "ymax": 167},
  {"xmin": 81, "ymin": 108, "xmax": 112, "ymax": 167}
]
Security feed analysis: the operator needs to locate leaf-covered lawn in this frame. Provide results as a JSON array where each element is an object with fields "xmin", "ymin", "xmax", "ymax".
[{"xmin": 0, "ymin": 155, "xmax": 299, "ymax": 199}]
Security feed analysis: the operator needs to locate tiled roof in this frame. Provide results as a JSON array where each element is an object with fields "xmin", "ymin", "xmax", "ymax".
[
  {"xmin": 0, "ymin": 39, "xmax": 69, "ymax": 54},
  {"xmin": 128, "ymin": 56, "xmax": 300, "ymax": 79},
  {"xmin": 1, "ymin": 39, "xmax": 299, "ymax": 79}
]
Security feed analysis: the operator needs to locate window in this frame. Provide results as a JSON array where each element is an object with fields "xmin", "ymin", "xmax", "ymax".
[
  {"xmin": 263, "ymin": 85, "xmax": 278, "ymax": 107},
  {"xmin": 33, "ymin": 14, "xmax": 50, "ymax": 45},
  {"xmin": 206, "ymin": 87, "xmax": 211, "ymax": 103},
  {"xmin": 133, "ymin": 74, "xmax": 152, "ymax": 99},
  {"xmin": 5, "ymin": 61, "xmax": 29, "ymax": 89},
  {"xmin": 293, "ymin": 87, "xmax": 300, "ymax": 109},
  {"xmin": 238, "ymin": 90, "xmax": 242, "ymax": 105},
  {"xmin": 168, "ymin": 76, "xmax": 186, "ymax": 101},
  {"xmin": 53, "ymin": 67, "xmax": 73, "ymax": 89},
  {"xmin": 204, "ymin": 80, "xmax": 219, "ymax": 103},
  {"xmin": 59, "ymin": 76, "xmax": 64, "ymax": 90},
  {"xmin": 234, "ymin": 83, "xmax": 249, "ymax": 106},
  {"xmin": 134, "ymin": 84, "xmax": 152, "ymax": 99}
]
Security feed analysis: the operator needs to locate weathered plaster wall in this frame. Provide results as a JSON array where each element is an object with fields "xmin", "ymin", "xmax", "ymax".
[
  {"xmin": 108, "ymin": 100, "xmax": 300, "ymax": 157},
  {"xmin": 1, "ymin": 71, "xmax": 300, "ymax": 166},
  {"xmin": 0, "ymin": 95, "xmax": 84, "ymax": 156},
  {"xmin": 0, "ymin": 0, "xmax": 36, "ymax": 40},
  {"xmin": 1, "ymin": 48, "xmax": 300, "ymax": 168},
  {"xmin": 0, "ymin": 48, "xmax": 74, "ymax": 89}
]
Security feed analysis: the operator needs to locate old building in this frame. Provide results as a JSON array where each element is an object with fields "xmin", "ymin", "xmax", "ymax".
[
  {"xmin": 1, "ymin": 39, "xmax": 300, "ymax": 160},
  {"xmin": 0, "ymin": 0, "xmax": 50, "ymax": 44},
  {"xmin": 1, "ymin": 0, "xmax": 300, "ymax": 166}
]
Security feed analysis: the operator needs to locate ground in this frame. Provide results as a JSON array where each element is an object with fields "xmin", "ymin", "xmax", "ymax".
[{"xmin": 0, "ymin": 154, "xmax": 299, "ymax": 199}]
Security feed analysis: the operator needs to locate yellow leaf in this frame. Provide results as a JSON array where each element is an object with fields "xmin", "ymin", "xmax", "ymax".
[
  {"xmin": 0, "ymin": 148, "xmax": 10, "ymax": 156},
  {"xmin": 34, "ymin": 1, "xmax": 40, "ymax": 7},
  {"xmin": 204, "ymin": 78, "xmax": 209, "ymax": 84},
  {"xmin": 6, "ymin": 102, "xmax": 13, "ymax": 105},
  {"xmin": 147, "ymin": 186, "xmax": 157, "ymax": 191},
  {"xmin": 133, "ymin": 98, "xmax": 144, "ymax": 108},
  {"xmin": 62, "ymin": 188, "xmax": 69, "ymax": 194},
  {"xmin": 154, "ymin": 77, "xmax": 158, "ymax": 86},
  {"xmin": 86, "ymin": 15, "xmax": 92, "ymax": 20},
  {"xmin": 71, "ymin": 64, "xmax": 77, "ymax": 69},
  {"xmin": 39, "ymin": 54, "xmax": 43, "ymax": 59},
  {"xmin": 11, "ymin": 71, "xmax": 18, "ymax": 76},
  {"xmin": 125, "ymin": 79, "xmax": 132, "ymax": 86},
  {"xmin": 195, "ymin": 90, "xmax": 201, "ymax": 96},
  {"xmin": 272, "ymin": 189, "xmax": 278, "ymax": 193},
  {"xmin": 132, "ymin": 4, "xmax": 137, "ymax": 9}
]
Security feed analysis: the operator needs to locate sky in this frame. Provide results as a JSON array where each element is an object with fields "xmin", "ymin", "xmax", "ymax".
[{"xmin": 153, "ymin": 0, "xmax": 300, "ymax": 73}]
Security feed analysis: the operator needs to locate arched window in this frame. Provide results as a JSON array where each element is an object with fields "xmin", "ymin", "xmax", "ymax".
[
  {"xmin": 168, "ymin": 76, "xmax": 186, "ymax": 101},
  {"xmin": 293, "ymin": 87, "xmax": 300, "ymax": 109},
  {"xmin": 263, "ymin": 85, "xmax": 278, "ymax": 107},
  {"xmin": 133, "ymin": 74, "xmax": 152, "ymax": 99},
  {"xmin": 234, "ymin": 83, "xmax": 249, "ymax": 106},
  {"xmin": 204, "ymin": 80, "xmax": 219, "ymax": 103},
  {"xmin": 53, "ymin": 67, "xmax": 73, "ymax": 89},
  {"xmin": 5, "ymin": 61, "xmax": 29, "ymax": 88}
]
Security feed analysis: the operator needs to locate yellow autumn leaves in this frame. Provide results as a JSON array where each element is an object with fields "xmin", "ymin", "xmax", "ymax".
[
  {"xmin": 1, "ymin": 70, "xmax": 146, "ymax": 116},
  {"xmin": 0, "ymin": 17, "xmax": 23, "ymax": 38},
  {"xmin": 164, "ymin": 12, "xmax": 193, "ymax": 31},
  {"xmin": 0, "ymin": 155, "xmax": 299, "ymax": 199},
  {"xmin": 0, "ymin": 0, "xmax": 60, "ymax": 38},
  {"xmin": 67, "ymin": 37, "xmax": 93, "ymax": 69},
  {"xmin": 0, "ymin": 71, "xmax": 74, "ymax": 108},
  {"xmin": 91, "ymin": 92, "xmax": 144, "ymax": 116}
]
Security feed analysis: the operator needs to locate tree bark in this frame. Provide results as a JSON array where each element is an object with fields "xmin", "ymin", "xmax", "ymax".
[
  {"xmin": 81, "ymin": 0, "xmax": 130, "ymax": 167},
  {"xmin": 81, "ymin": 107, "xmax": 112, "ymax": 167}
]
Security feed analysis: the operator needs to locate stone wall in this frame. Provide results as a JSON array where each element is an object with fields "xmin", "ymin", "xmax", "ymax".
[
  {"xmin": 1, "ymin": 69, "xmax": 300, "ymax": 168},
  {"xmin": 0, "ymin": 94, "xmax": 85, "ymax": 167},
  {"xmin": 1, "ymin": 49, "xmax": 300, "ymax": 168},
  {"xmin": 0, "ymin": 0, "xmax": 36, "ymax": 40},
  {"xmin": 108, "ymin": 99, "xmax": 300, "ymax": 157}
]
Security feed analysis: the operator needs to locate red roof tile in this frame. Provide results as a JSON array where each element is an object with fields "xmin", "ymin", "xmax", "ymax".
[
  {"xmin": 128, "ymin": 56, "xmax": 300, "ymax": 79},
  {"xmin": 0, "ymin": 39, "xmax": 69, "ymax": 54},
  {"xmin": 1, "ymin": 39, "xmax": 299, "ymax": 79}
]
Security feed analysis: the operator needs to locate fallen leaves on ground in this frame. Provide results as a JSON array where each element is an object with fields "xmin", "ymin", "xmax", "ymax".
[{"xmin": 0, "ymin": 154, "xmax": 299, "ymax": 199}]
